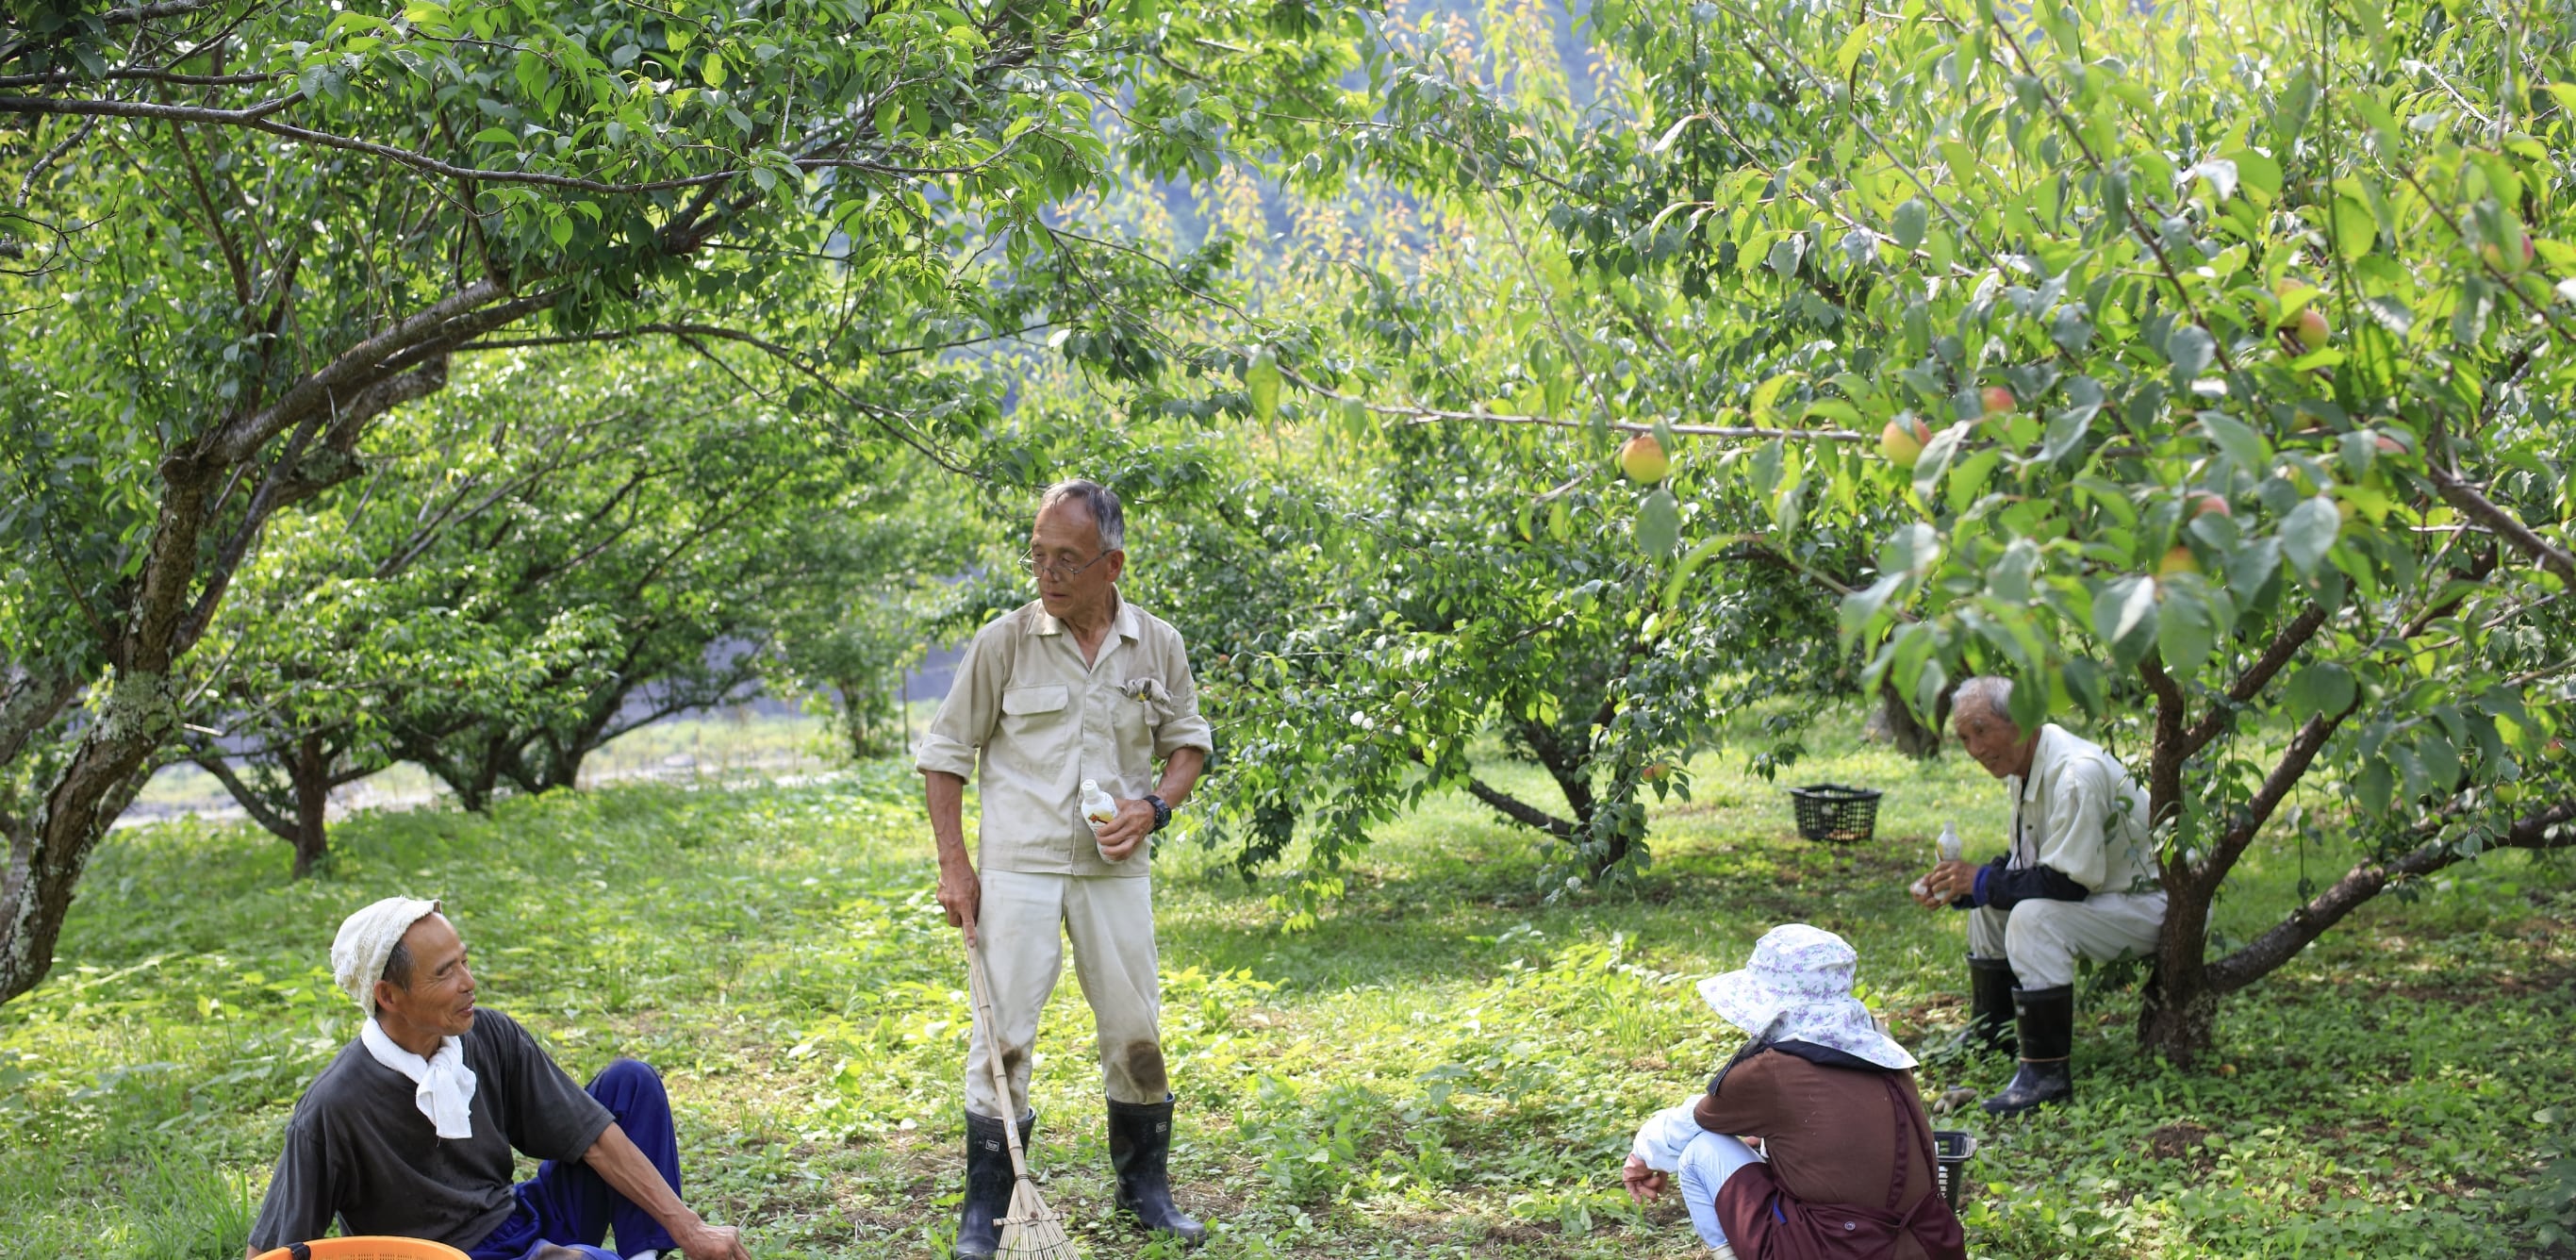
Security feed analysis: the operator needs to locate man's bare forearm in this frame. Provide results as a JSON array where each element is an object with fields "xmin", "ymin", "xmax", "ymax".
[
  {"xmin": 1153, "ymin": 747, "xmax": 1206, "ymax": 810},
  {"xmin": 924, "ymin": 770, "xmax": 971, "ymax": 869},
  {"xmin": 582, "ymin": 1122, "xmax": 706, "ymax": 1247}
]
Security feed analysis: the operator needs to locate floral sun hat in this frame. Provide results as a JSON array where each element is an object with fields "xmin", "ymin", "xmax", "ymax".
[{"xmin": 1695, "ymin": 923, "xmax": 1918, "ymax": 1069}]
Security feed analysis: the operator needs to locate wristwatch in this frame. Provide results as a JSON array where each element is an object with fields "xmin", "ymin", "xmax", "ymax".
[{"xmin": 1143, "ymin": 794, "xmax": 1172, "ymax": 833}]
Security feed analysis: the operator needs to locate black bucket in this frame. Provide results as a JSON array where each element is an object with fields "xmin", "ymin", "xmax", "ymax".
[{"xmin": 1931, "ymin": 1130, "xmax": 1977, "ymax": 1209}]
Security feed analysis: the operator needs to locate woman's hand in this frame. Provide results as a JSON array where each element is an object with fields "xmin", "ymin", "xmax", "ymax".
[{"xmin": 1622, "ymin": 1153, "xmax": 1671, "ymax": 1202}]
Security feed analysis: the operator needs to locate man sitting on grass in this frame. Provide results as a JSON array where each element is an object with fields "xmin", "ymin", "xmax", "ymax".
[{"xmin": 245, "ymin": 897, "xmax": 751, "ymax": 1260}]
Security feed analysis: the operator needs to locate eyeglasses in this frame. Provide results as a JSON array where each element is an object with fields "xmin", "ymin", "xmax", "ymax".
[{"xmin": 1019, "ymin": 549, "xmax": 1114, "ymax": 581}]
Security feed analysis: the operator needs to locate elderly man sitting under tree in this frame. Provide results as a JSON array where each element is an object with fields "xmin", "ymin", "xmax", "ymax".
[
  {"xmin": 246, "ymin": 897, "xmax": 750, "ymax": 1260},
  {"xmin": 1909, "ymin": 676, "xmax": 2165, "ymax": 1115}
]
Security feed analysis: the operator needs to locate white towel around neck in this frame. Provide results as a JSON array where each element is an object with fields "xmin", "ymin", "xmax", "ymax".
[{"xmin": 362, "ymin": 1018, "xmax": 478, "ymax": 1139}]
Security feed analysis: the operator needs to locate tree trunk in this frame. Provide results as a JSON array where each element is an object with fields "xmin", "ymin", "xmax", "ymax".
[
  {"xmin": 834, "ymin": 677, "xmax": 886, "ymax": 759},
  {"xmin": 2133, "ymin": 661, "xmax": 2217, "ymax": 1060},
  {"xmin": 2137, "ymin": 870, "xmax": 2218, "ymax": 1061},
  {"xmin": 1874, "ymin": 677, "xmax": 1946, "ymax": 758},
  {"xmin": 288, "ymin": 731, "xmax": 330, "ymax": 878},
  {"xmin": 0, "ymin": 673, "xmax": 172, "ymax": 1002}
]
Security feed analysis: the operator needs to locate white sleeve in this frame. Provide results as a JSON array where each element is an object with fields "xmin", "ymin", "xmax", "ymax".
[{"xmin": 1628, "ymin": 1102, "xmax": 1705, "ymax": 1172}]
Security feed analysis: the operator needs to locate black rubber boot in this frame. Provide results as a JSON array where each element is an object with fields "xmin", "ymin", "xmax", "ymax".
[
  {"xmin": 1108, "ymin": 1095, "xmax": 1206, "ymax": 1247},
  {"xmin": 1940, "ymin": 956, "xmax": 2020, "ymax": 1058},
  {"xmin": 955, "ymin": 1109, "xmax": 1032, "ymax": 1259},
  {"xmin": 1983, "ymin": 986, "xmax": 2075, "ymax": 1116}
]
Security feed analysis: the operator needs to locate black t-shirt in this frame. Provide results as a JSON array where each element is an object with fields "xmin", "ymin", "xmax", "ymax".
[{"xmin": 247, "ymin": 1009, "xmax": 615, "ymax": 1252}]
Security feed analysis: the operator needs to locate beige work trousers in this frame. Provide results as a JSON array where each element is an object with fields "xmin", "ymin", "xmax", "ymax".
[
  {"xmin": 1968, "ymin": 890, "xmax": 2166, "ymax": 990},
  {"xmin": 966, "ymin": 870, "xmax": 1165, "ymax": 1119}
]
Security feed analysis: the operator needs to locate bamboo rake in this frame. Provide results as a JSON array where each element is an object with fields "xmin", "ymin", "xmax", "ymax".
[{"xmin": 966, "ymin": 934, "xmax": 1082, "ymax": 1259}]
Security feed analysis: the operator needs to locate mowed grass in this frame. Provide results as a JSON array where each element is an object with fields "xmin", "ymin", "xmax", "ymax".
[{"xmin": 4, "ymin": 703, "xmax": 2572, "ymax": 1258}]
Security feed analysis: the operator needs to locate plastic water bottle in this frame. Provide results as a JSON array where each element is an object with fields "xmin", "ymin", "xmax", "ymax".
[
  {"xmin": 1912, "ymin": 821, "xmax": 1962, "ymax": 902},
  {"xmin": 1081, "ymin": 779, "xmax": 1119, "ymax": 860}
]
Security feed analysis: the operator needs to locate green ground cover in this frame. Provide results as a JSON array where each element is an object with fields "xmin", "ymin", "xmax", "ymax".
[{"xmin": 5, "ymin": 705, "xmax": 2570, "ymax": 1258}]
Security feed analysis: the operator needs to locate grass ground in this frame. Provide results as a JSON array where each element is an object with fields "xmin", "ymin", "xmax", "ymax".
[{"xmin": 5, "ymin": 700, "xmax": 2571, "ymax": 1258}]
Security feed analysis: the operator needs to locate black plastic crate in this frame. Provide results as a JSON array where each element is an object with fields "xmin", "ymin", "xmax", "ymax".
[{"xmin": 1786, "ymin": 783, "xmax": 1882, "ymax": 843}]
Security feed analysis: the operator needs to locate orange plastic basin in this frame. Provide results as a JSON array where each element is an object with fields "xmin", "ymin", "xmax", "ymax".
[{"xmin": 251, "ymin": 1238, "xmax": 471, "ymax": 1260}]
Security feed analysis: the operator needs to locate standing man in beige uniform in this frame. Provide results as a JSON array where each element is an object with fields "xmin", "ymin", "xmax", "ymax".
[{"xmin": 916, "ymin": 479, "xmax": 1214, "ymax": 1255}]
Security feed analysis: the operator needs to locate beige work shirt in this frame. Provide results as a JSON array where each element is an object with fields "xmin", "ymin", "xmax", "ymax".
[
  {"xmin": 916, "ymin": 596, "xmax": 1214, "ymax": 877},
  {"xmin": 2007, "ymin": 724, "xmax": 2161, "ymax": 895}
]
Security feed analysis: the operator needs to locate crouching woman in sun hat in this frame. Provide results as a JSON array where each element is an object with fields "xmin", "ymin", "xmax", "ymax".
[
  {"xmin": 245, "ymin": 897, "xmax": 750, "ymax": 1260},
  {"xmin": 1622, "ymin": 924, "xmax": 1964, "ymax": 1260}
]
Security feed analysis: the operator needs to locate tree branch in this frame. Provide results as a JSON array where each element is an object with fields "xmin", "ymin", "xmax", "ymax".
[
  {"xmin": 2139, "ymin": 653, "xmax": 2188, "ymax": 829},
  {"xmin": 174, "ymin": 356, "xmax": 455, "ymax": 655},
  {"xmin": 2177, "ymin": 605, "xmax": 2327, "ymax": 759},
  {"xmin": 2206, "ymin": 797, "xmax": 2576, "ymax": 993},
  {"xmin": 1277, "ymin": 363, "xmax": 1867, "ymax": 442},
  {"xmin": 184, "ymin": 741, "xmax": 295, "ymax": 842},
  {"xmin": 2426, "ymin": 463, "xmax": 2576, "ymax": 584},
  {"xmin": 2190, "ymin": 703, "xmax": 2360, "ymax": 895},
  {"xmin": 1461, "ymin": 775, "xmax": 1578, "ymax": 837},
  {"xmin": 201, "ymin": 279, "xmax": 526, "ymax": 466},
  {"xmin": 0, "ymin": 93, "xmax": 1029, "ymax": 195}
]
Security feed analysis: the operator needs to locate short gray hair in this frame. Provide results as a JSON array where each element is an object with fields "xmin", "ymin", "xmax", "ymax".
[
  {"xmin": 1952, "ymin": 675, "xmax": 2017, "ymax": 731},
  {"xmin": 1039, "ymin": 479, "xmax": 1125, "ymax": 552}
]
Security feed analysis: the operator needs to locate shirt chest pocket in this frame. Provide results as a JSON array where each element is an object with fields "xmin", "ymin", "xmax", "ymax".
[{"xmin": 999, "ymin": 685, "xmax": 1074, "ymax": 768}]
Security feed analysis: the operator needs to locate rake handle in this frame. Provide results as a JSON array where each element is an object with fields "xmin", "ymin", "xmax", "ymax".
[{"xmin": 964, "ymin": 934, "xmax": 1036, "ymax": 1183}]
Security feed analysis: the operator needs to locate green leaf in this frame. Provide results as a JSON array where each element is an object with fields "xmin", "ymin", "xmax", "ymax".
[
  {"xmin": 1985, "ymin": 538, "xmax": 2039, "ymax": 603},
  {"xmin": 2332, "ymin": 197, "xmax": 2377, "ymax": 259},
  {"xmin": 2339, "ymin": 430, "xmax": 2378, "ymax": 481},
  {"xmin": 2416, "ymin": 729, "xmax": 2459, "ymax": 793},
  {"xmin": 514, "ymin": 49, "xmax": 547, "ymax": 101},
  {"xmin": 2157, "ymin": 583, "xmax": 2214, "ymax": 677},
  {"xmin": 2225, "ymin": 149, "xmax": 2282, "ymax": 202},
  {"xmin": 1749, "ymin": 372, "xmax": 1802, "ymax": 423},
  {"xmin": 1879, "ymin": 522, "xmax": 1942, "ymax": 576},
  {"xmin": 2094, "ymin": 575, "xmax": 2156, "ymax": 664},
  {"xmin": 1664, "ymin": 535, "xmax": 1731, "ymax": 607},
  {"xmin": 1947, "ymin": 448, "xmax": 2001, "ymax": 516},
  {"xmin": 1246, "ymin": 347, "xmax": 1281, "ymax": 423},
  {"xmin": 2356, "ymin": 756, "xmax": 2393, "ymax": 814},
  {"xmin": 2198, "ymin": 411, "xmax": 2271, "ymax": 475},
  {"xmin": 2287, "ymin": 662, "xmax": 2354, "ymax": 721},
  {"xmin": 2048, "ymin": 303, "xmax": 2094, "ymax": 355},
  {"xmin": 1636, "ymin": 488, "xmax": 1680, "ymax": 557},
  {"xmin": 2043, "ymin": 378, "xmax": 2104, "ymax": 462},
  {"xmin": 2281, "ymin": 496, "xmax": 2341, "ymax": 575},
  {"xmin": 1910, "ymin": 423, "xmax": 1970, "ymax": 502},
  {"xmin": 2164, "ymin": 324, "xmax": 2216, "ymax": 381},
  {"xmin": 1840, "ymin": 573, "xmax": 1905, "ymax": 645},
  {"xmin": 2062, "ymin": 656, "xmax": 2106, "ymax": 715}
]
